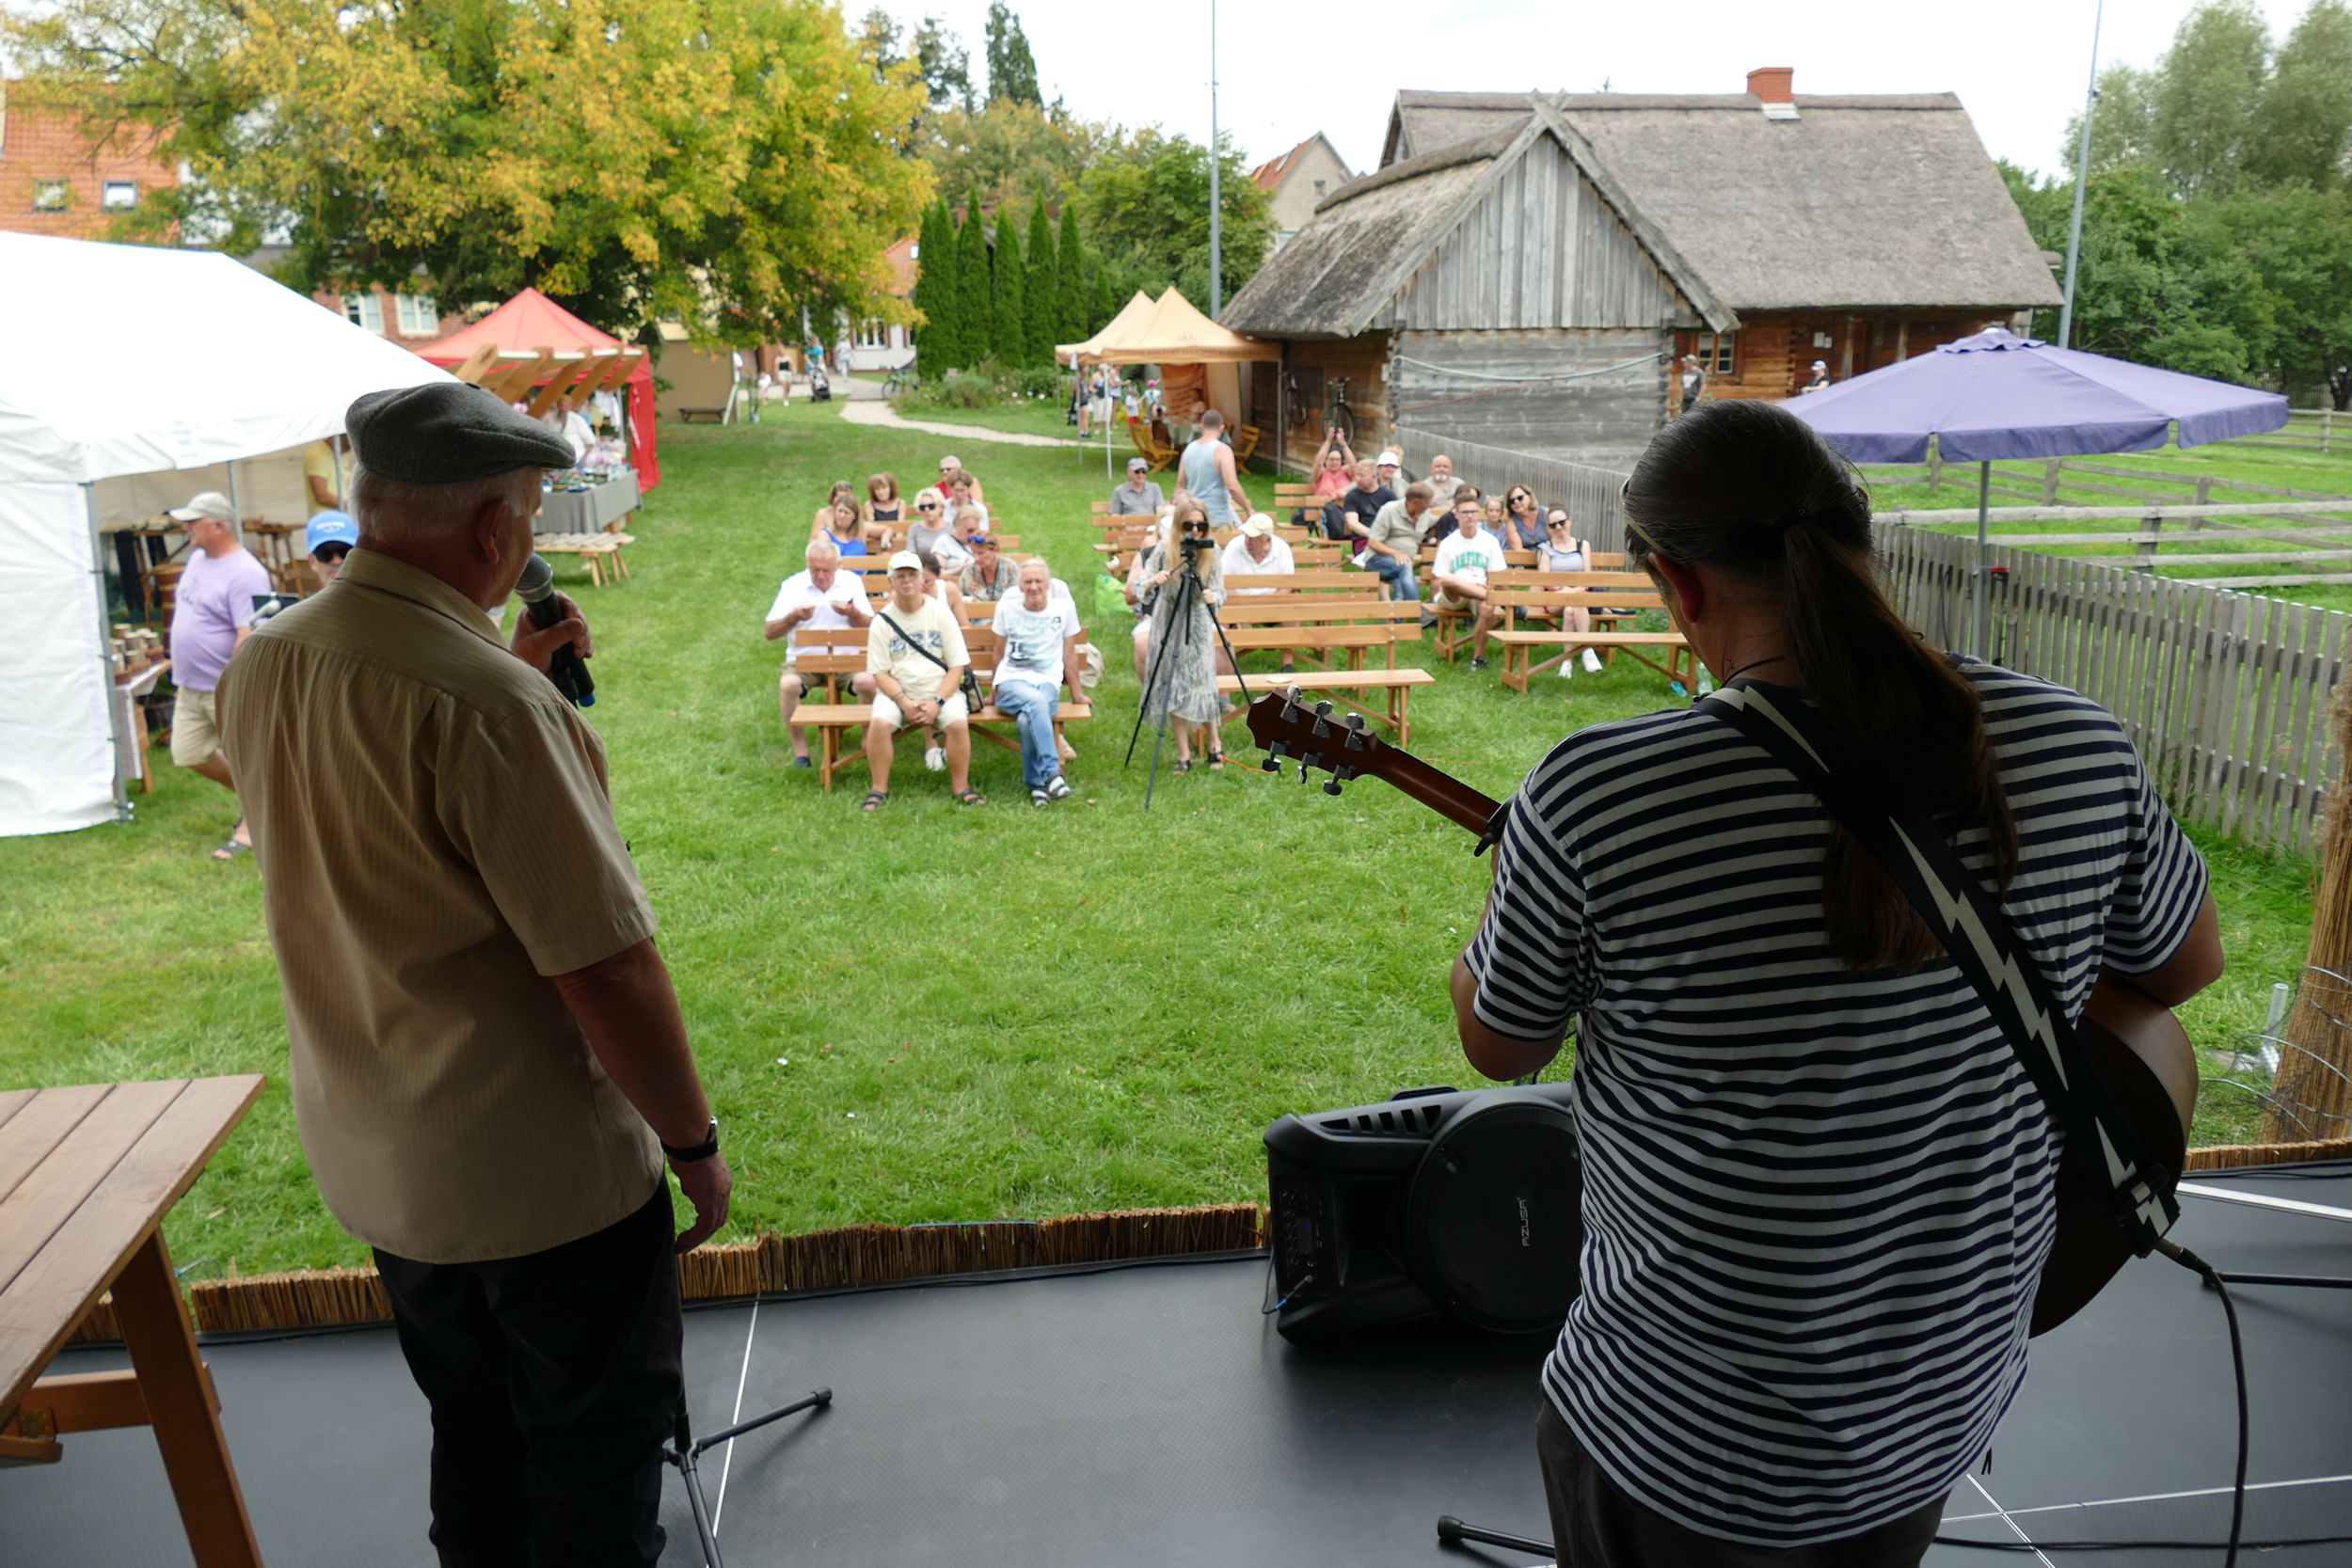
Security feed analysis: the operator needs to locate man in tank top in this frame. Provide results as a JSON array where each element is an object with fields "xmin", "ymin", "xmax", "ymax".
[{"xmin": 1177, "ymin": 409, "xmax": 1245, "ymax": 527}]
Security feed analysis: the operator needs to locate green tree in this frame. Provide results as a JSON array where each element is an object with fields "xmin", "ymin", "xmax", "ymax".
[
  {"xmin": 2063, "ymin": 63, "xmax": 2158, "ymax": 177},
  {"xmin": 2150, "ymin": 0, "xmax": 2271, "ymax": 197},
  {"xmin": 910, "ymin": 13, "xmax": 973, "ymax": 114},
  {"xmin": 910, "ymin": 199, "xmax": 958, "ymax": 372},
  {"xmin": 2065, "ymin": 165, "xmax": 2261, "ymax": 380},
  {"xmin": 922, "ymin": 99, "xmax": 1107, "ymax": 219},
  {"xmin": 989, "ymin": 216, "xmax": 1028, "ymax": 362},
  {"xmin": 954, "ymin": 190, "xmax": 993, "ymax": 371},
  {"xmin": 2245, "ymin": 0, "xmax": 2352, "ymax": 189},
  {"xmin": 2, "ymin": 0, "xmax": 931, "ymax": 344},
  {"xmin": 1024, "ymin": 195, "xmax": 1060, "ymax": 363},
  {"xmin": 1074, "ymin": 130, "xmax": 1276, "ymax": 308},
  {"xmin": 1056, "ymin": 201, "xmax": 1090, "ymax": 341},
  {"xmin": 2211, "ymin": 184, "xmax": 2352, "ymax": 406},
  {"xmin": 982, "ymin": 2, "xmax": 1040, "ymax": 107}
]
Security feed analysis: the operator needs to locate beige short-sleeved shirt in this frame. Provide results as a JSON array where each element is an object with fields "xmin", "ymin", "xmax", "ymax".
[
  {"xmin": 218, "ymin": 548, "xmax": 661, "ymax": 1264},
  {"xmin": 866, "ymin": 594, "xmax": 967, "ymax": 704}
]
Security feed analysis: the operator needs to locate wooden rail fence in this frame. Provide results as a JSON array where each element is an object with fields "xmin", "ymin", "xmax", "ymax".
[{"xmin": 1878, "ymin": 527, "xmax": 2349, "ymax": 855}]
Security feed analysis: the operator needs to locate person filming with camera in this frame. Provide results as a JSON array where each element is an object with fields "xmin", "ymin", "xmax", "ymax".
[{"xmin": 1135, "ymin": 496, "xmax": 1228, "ymax": 772}]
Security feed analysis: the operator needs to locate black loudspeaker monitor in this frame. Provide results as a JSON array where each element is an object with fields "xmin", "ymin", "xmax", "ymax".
[{"xmin": 1264, "ymin": 1083, "xmax": 1582, "ymax": 1345}]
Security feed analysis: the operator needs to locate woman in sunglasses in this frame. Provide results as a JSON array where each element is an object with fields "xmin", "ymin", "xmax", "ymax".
[
  {"xmin": 1531, "ymin": 508, "xmax": 1605, "ymax": 677},
  {"xmin": 1134, "ymin": 497, "xmax": 1228, "ymax": 771},
  {"xmin": 1502, "ymin": 484, "xmax": 1548, "ymax": 550}
]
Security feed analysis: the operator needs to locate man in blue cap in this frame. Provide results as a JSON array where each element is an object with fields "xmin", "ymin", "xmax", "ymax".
[
  {"xmin": 304, "ymin": 509, "xmax": 358, "ymax": 591},
  {"xmin": 220, "ymin": 382, "xmax": 729, "ymax": 1568}
]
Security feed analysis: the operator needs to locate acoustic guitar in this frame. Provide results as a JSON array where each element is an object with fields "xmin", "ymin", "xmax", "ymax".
[{"xmin": 1244, "ymin": 689, "xmax": 2198, "ymax": 1336}]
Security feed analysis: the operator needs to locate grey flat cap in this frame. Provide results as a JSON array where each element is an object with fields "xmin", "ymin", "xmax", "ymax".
[{"xmin": 345, "ymin": 382, "xmax": 576, "ymax": 483}]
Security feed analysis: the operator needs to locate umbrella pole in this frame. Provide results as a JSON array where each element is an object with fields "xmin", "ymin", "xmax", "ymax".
[{"xmin": 1973, "ymin": 460, "xmax": 1991, "ymax": 657}]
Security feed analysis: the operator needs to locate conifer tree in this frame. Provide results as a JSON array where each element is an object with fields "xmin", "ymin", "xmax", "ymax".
[
  {"xmin": 954, "ymin": 190, "xmax": 991, "ymax": 370},
  {"xmin": 910, "ymin": 199, "xmax": 957, "ymax": 372},
  {"xmin": 990, "ymin": 218, "xmax": 1027, "ymax": 363},
  {"xmin": 1024, "ymin": 194, "xmax": 1059, "ymax": 363},
  {"xmin": 1057, "ymin": 202, "xmax": 1089, "ymax": 341}
]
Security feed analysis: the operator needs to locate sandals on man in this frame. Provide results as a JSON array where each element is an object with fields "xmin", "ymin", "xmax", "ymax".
[
  {"xmin": 211, "ymin": 837, "xmax": 253, "ymax": 862},
  {"xmin": 952, "ymin": 787, "xmax": 989, "ymax": 807},
  {"xmin": 859, "ymin": 790, "xmax": 889, "ymax": 812}
]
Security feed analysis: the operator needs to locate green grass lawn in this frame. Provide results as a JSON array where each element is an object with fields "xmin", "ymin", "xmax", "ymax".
[
  {"xmin": 1861, "ymin": 435, "xmax": 2352, "ymax": 613},
  {"xmin": 0, "ymin": 400, "xmax": 2316, "ymax": 1278}
]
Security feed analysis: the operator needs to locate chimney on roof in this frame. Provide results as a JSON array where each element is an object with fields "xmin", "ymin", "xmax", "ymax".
[{"xmin": 1747, "ymin": 67, "xmax": 1794, "ymax": 103}]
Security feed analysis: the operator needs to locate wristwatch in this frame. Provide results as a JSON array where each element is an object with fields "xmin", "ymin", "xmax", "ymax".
[{"xmin": 661, "ymin": 1117, "xmax": 721, "ymax": 1164}]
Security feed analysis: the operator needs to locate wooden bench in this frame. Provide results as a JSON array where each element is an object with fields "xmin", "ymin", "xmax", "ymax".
[
  {"xmin": 535, "ymin": 531, "xmax": 630, "ymax": 587},
  {"xmin": 1491, "ymin": 629, "xmax": 1699, "ymax": 692},
  {"xmin": 1215, "ymin": 596, "xmax": 1423, "ymax": 673},
  {"xmin": 1485, "ymin": 571, "xmax": 1692, "ymax": 691},
  {"xmin": 675, "ymin": 406, "xmax": 726, "ymax": 423},
  {"xmin": 1215, "ymin": 669, "xmax": 1436, "ymax": 748},
  {"xmin": 787, "ymin": 626, "xmax": 1093, "ymax": 789}
]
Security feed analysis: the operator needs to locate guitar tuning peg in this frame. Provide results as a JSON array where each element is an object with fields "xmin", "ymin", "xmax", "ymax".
[
  {"xmin": 1313, "ymin": 701, "xmax": 1334, "ymax": 718},
  {"xmin": 1346, "ymin": 713, "xmax": 1368, "ymax": 732},
  {"xmin": 1260, "ymin": 756, "xmax": 1281, "ymax": 774},
  {"xmin": 1323, "ymin": 779, "xmax": 1344, "ymax": 796}
]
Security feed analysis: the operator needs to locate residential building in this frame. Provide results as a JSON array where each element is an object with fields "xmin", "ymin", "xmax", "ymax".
[
  {"xmin": 1250, "ymin": 134, "xmax": 1354, "ymax": 252},
  {"xmin": 0, "ymin": 80, "xmax": 178, "ymax": 242}
]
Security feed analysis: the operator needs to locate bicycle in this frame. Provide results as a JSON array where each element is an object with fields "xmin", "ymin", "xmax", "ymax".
[
  {"xmin": 1327, "ymin": 376, "xmax": 1358, "ymax": 446},
  {"xmin": 883, "ymin": 366, "xmax": 917, "ymax": 400}
]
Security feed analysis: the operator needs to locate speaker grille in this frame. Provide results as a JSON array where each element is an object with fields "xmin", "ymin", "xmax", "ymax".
[{"xmin": 1317, "ymin": 1102, "xmax": 1448, "ymax": 1138}]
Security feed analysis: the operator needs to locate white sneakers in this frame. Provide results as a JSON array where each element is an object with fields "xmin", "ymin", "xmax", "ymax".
[
  {"xmin": 1581, "ymin": 648, "xmax": 1604, "ymax": 673},
  {"xmin": 923, "ymin": 744, "xmax": 946, "ymax": 772}
]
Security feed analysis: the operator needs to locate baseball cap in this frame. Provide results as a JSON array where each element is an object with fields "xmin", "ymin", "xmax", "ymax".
[
  {"xmin": 1375, "ymin": 451, "xmax": 1402, "ymax": 467},
  {"xmin": 167, "ymin": 490, "xmax": 235, "ymax": 523},
  {"xmin": 1127, "ymin": 457, "xmax": 1148, "ymax": 472},
  {"xmin": 1812, "ymin": 359, "xmax": 1828, "ymax": 371},
  {"xmin": 307, "ymin": 511, "xmax": 359, "ymax": 554},
  {"xmin": 1240, "ymin": 514, "xmax": 1275, "ymax": 538},
  {"xmin": 886, "ymin": 549, "xmax": 924, "ymax": 573},
  {"xmin": 939, "ymin": 454, "xmax": 961, "ymax": 469}
]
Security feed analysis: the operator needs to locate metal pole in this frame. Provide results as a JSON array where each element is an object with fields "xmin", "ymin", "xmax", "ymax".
[
  {"xmin": 227, "ymin": 461, "xmax": 246, "ymax": 549},
  {"xmin": 86, "ymin": 483, "xmax": 130, "ymax": 821},
  {"xmin": 2057, "ymin": 0, "xmax": 2104, "ymax": 350},
  {"xmin": 1206, "ymin": 0, "xmax": 1221, "ymax": 319},
  {"xmin": 1973, "ymin": 460, "xmax": 1991, "ymax": 657}
]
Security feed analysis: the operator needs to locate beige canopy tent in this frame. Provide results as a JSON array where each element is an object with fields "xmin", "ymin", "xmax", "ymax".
[{"xmin": 1057, "ymin": 288, "xmax": 1279, "ymax": 475}]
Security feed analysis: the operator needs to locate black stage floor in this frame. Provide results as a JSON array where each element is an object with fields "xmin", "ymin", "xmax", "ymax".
[{"xmin": 6, "ymin": 1163, "xmax": 2349, "ymax": 1567}]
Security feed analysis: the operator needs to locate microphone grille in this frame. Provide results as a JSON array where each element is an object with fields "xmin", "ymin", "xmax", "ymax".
[{"xmin": 516, "ymin": 553, "xmax": 554, "ymax": 599}]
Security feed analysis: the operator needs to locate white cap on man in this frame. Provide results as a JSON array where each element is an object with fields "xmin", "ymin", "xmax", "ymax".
[
  {"xmin": 1240, "ymin": 514, "xmax": 1275, "ymax": 538},
  {"xmin": 939, "ymin": 454, "xmax": 961, "ymax": 471},
  {"xmin": 1127, "ymin": 457, "xmax": 1149, "ymax": 473},
  {"xmin": 167, "ymin": 491, "xmax": 235, "ymax": 523},
  {"xmin": 1812, "ymin": 359, "xmax": 1828, "ymax": 372},
  {"xmin": 1375, "ymin": 451, "xmax": 1401, "ymax": 468},
  {"xmin": 886, "ymin": 549, "xmax": 924, "ymax": 574}
]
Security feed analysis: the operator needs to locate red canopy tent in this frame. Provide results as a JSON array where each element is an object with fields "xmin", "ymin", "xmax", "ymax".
[{"xmin": 417, "ymin": 288, "xmax": 660, "ymax": 490}]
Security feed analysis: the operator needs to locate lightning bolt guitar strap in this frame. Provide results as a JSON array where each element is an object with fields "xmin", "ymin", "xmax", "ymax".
[{"xmin": 1699, "ymin": 679, "xmax": 2181, "ymax": 1256}]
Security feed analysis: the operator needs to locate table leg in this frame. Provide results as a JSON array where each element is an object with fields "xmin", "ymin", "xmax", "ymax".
[{"xmin": 113, "ymin": 1228, "xmax": 263, "ymax": 1567}]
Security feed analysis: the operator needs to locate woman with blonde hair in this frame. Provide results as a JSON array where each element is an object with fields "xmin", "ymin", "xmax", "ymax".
[
  {"xmin": 1134, "ymin": 493, "xmax": 1227, "ymax": 771},
  {"xmin": 809, "ymin": 482, "xmax": 869, "ymax": 562}
]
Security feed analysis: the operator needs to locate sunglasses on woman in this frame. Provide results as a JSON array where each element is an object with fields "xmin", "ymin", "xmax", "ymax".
[
  {"xmin": 917, "ymin": 501, "xmax": 941, "ymax": 512},
  {"xmin": 1181, "ymin": 519, "xmax": 1211, "ymax": 533}
]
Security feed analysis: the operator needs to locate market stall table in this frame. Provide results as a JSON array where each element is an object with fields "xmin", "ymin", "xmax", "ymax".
[
  {"xmin": 534, "ymin": 468, "xmax": 640, "ymax": 536},
  {"xmin": 0, "ymin": 1075, "xmax": 268, "ymax": 1566},
  {"xmin": 115, "ymin": 657, "xmax": 170, "ymax": 795}
]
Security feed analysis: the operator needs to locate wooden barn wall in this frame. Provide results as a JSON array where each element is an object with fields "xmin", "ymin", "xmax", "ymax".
[
  {"xmin": 1385, "ymin": 138, "xmax": 1693, "ymax": 334},
  {"xmin": 1265, "ymin": 333, "xmax": 1394, "ymax": 473},
  {"xmin": 1390, "ymin": 328, "xmax": 1669, "ymax": 472}
]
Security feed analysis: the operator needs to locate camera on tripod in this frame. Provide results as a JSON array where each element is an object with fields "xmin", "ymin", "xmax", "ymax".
[{"xmin": 1178, "ymin": 532, "xmax": 1215, "ymax": 565}]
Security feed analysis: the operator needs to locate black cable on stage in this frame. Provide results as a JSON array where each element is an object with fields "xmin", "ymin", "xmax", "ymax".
[{"xmin": 1932, "ymin": 1536, "xmax": 2352, "ymax": 1554}]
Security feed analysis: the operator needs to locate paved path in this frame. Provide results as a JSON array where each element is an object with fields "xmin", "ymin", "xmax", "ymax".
[{"xmin": 837, "ymin": 400, "xmax": 1085, "ymax": 449}]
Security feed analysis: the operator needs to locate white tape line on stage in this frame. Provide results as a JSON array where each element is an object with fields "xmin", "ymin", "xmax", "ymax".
[
  {"xmin": 1943, "ymin": 1472, "xmax": 2352, "ymax": 1524},
  {"xmin": 1962, "ymin": 1475, "xmax": 2061, "ymax": 1568},
  {"xmin": 712, "ymin": 1300, "xmax": 760, "ymax": 1535},
  {"xmin": 2178, "ymin": 1181, "xmax": 2352, "ymax": 1225}
]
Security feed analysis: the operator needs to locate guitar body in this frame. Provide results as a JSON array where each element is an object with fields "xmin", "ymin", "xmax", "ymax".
[
  {"xmin": 1242, "ymin": 689, "xmax": 2201, "ymax": 1338},
  {"xmin": 2030, "ymin": 974, "xmax": 2198, "ymax": 1336}
]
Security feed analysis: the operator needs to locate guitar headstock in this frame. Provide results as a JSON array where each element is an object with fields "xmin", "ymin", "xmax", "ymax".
[{"xmin": 1246, "ymin": 688, "xmax": 1389, "ymax": 796}]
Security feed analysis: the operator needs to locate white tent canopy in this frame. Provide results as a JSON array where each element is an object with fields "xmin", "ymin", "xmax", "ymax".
[{"xmin": 0, "ymin": 232, "xmax": 452, "ymax": 836}]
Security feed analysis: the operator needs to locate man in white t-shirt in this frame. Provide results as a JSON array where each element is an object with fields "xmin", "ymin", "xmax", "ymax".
[
  {"xmin": 1219, "ymin": 513, "xmax": 1294, "ymax": 593},
  {"xmin": 765, "ymin": 538, "xmax": 874, "ymax": 768},
  {"xmin": 991, "ymin": 560, "xmax": 1084, "ymax": 806},
  {"xmin": 864, "ymin": 551, "xmax": 980, "ymax": 808},
  {"xmin": 1430, "ymin": 488, "xmax": 1510, "ymax": 670}
]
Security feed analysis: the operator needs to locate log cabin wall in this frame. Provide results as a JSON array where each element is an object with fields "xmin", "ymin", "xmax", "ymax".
[
  {"xmin": 1264, "ymin": 333, "xmax": 1394, "ymax": 473},
  {"xmin": 1677, "ymin": 309, "xmax": 2018, "ymax": 404},
  {"xmin": 1390, "ymin": 328, "xmax": 1670, "ymax": 473}
]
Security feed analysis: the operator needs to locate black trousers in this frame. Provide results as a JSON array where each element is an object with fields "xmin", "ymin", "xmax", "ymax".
[
  {"xmin": 374, "ymin": 1182, "xmax": 681, "ymax": 1568},
  {"xmin": 1536, "ymin": 1402, "xmax": 1944, "ymax": 1568}
]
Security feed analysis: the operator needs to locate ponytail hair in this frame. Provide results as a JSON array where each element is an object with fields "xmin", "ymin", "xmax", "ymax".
[{"xmin": 1621, "ymin": 400, "xmax": 2016, "ymax": 971}]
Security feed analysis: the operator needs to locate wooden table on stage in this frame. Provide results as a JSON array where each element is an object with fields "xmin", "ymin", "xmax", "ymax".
[{"xmin": 0, "ymin": 1075, "xmax": 268, "ymax": 1565}]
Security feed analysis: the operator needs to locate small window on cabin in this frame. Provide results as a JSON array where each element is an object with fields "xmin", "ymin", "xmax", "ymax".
[
  {"xmin": 1693, "ymin": 331, "xmax": 1737, "ymax": 375},
  {"xmin": 32, "ymin": 181, "xmax": 69, "ymax": 214},
  {"xmin": 102, "ymin": 181, "xmax": 137, "ymax": 211}
]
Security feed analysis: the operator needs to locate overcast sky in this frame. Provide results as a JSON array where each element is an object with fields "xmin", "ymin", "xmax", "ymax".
[{"xmin": 881, "ymin": 0, "xmax": 2322, "ymax": 182}]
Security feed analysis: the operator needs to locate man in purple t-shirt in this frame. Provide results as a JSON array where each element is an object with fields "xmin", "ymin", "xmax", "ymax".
[{"xmin": 167, "ymin": 490, "xmax": 272, "ymax": 860}]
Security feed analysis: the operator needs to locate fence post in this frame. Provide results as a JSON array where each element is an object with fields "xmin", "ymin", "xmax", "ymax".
[
  {"xmin": 2042, "ymin": 459, "xmax": 2062, "ymax": 505},
  {"xmin": 2325, "ymin": 408, "xmax": 2333, "ymax": 454},
  {"xmin": 2137, "ymin": 511, "xmax": 2161, "ymax": 572},
  {"xmin": 1929, "ymin": 450, "xmax": 1942, "ymax": 495},
  {"xmin": 2191, "ymin": 476, "xmax": 2211, "ymax": 533}
]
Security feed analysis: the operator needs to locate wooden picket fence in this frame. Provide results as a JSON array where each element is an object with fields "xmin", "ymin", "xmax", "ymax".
[{"xmin": 1878, "ymin": 526, "xmax": 2350, "ymax": 855}]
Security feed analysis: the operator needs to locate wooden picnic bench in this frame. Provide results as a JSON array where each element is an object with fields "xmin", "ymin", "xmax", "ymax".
[
  {"xmin": 535, "ymin": 531, "xmax": 632, "ymax": 587},
  {"xmin": 1, "ymin": 1076, "xmax": 268, "ymax": 1565},
  {"xmin": 1215, "ymin": 595, "xmax": 1423, "ymax": 673},
  {"xmin": 787, "ymin": 626, "xmax": 1093, "ymax": 790},
  {"xmin": 675, "ymin": 405, "xmax": 727, "ymax": 423},
  {"xmin": 1215, "ymin": 668, "xmax": 1436, "ymax": 749},
  {"xmin": 1486, "ymin": 571, "xmax": 1695, "ymax": 691},
  {"xmin": 1126, "ymin": 417, "xmax": 1179, "ymax": 474}
]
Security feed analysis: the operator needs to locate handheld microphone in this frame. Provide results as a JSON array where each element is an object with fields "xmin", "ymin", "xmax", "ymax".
[{"xmin": 516, "ymin": 554, "xmax": 596, "ymax": 707}]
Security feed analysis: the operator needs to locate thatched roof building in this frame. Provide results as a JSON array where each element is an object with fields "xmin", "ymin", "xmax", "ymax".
[{"xmin": 1223, "ymin": 71, "xmax": 2061, "ymax": 473}]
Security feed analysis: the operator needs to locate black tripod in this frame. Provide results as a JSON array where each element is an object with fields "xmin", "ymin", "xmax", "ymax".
[
  {"xmin": 662, "ymin": 1383, "xmax": 833, "ymax": 1567},
  {"xmin": 1123, "ymin": 543, "xmax": 1251, "ymax": 809}
]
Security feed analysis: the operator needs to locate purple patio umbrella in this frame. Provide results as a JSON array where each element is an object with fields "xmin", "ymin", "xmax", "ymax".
[{"xmin": 1784, "ymin": 327, "xmax": 2289, "ymax": 653}]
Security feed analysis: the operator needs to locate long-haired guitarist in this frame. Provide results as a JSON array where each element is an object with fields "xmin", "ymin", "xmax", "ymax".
[{"xmin": 1451, "ymin": 401, "xmax": 2223, "ymax": 1567}]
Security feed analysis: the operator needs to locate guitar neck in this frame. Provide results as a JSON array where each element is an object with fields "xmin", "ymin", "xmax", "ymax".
[{"xmin": 1372, "ymin": 748, "xmax": 1502, "ymax": 837}]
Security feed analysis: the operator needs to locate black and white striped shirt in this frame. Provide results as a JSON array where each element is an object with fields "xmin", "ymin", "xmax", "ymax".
[{"xmin": 1463, "ymin": 661, "xmax": 2208, "ymax": 1546}]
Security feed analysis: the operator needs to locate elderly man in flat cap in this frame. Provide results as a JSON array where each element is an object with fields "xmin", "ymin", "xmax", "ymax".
[{"xmin": 218, "ymin": 382, "xmax": 729, "ymax": 1568}]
